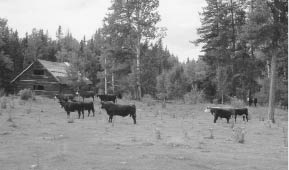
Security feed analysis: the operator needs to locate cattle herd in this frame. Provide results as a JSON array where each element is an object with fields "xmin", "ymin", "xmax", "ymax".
[
  {"xmin": 55, "ymin": 92, "xmax": 252, "ymax": 125},
  {"xmin": 55, "ymin": 93, "xmax": 136, "ymax": 124},
  {"xmin": 204, "ymin": 107, "xmax": 249, "ymax": 123}
]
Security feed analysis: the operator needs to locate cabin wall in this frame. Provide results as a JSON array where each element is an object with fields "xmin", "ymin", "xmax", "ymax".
[{"xmin": 13, "ymin": 61, "xmax": 71, "ymax": 97}]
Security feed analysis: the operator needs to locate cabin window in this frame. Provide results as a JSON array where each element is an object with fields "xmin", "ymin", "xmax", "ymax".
[
  {"xmin": 33, "ymin": 69, "xmax": 44, "ymax": 75},
  {"xmin": 33, "ymin": 85, "xmax": 44, "ymax": 90}
]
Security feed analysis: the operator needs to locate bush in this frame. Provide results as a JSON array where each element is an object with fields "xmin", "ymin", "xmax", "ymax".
[
  {"xmin": 184, "ymin": 86, "xmax": 205, "ymax": 104},
  {"xmin": 0, "ymin": 88, "xmax": 5, "ymax": 97},
  {"xmin": 19, "ymin": 89, "xmax": 35, "ymax": 100},
  {"xmin": 232, "ymin": 127, "xmax": 245, "ymax": 144},
  {"xmin": 230, "ymin": 97, "xmax": 246, "ymax": 108},
  {"xmin": 122, "ymin": 93, "xmax": 132, "ymax": 100},
  {"xmin": 142, "ymin": 94, "xmax": 154, "ymax": 106},
  {"xmin": 212, "ymin": 99, "xmax": 218, "ymax": 104},
  {"xmin": 1, "ymin": 97, "xmax": 8, "ymax": 109}
]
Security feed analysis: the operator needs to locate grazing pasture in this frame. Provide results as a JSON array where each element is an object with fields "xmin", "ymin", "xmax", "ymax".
[{"xmin": 0, "ymin": 97, "xmax": 287, "ymax": 170}]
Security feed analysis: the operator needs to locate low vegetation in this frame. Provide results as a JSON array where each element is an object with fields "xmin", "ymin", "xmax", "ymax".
[
  {"xmin": 0, "ymin": 97, "xmax": 287, "ymax": 170},
  {"xmin": 19, "ymin": 89, "xmax": 35, "ymax": 100}
]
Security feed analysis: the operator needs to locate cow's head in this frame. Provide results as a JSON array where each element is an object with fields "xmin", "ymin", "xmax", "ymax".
[
  {"xmin": 58, "ymin": 99, "xmax": 68, "ymax": 108},
  {"xmin": 100, "ymin": 101, "xmax": 106, "ymax": 109},
  {"xmin": 204, "ymin": 106, "xmax": 211, "ymax": 113}
]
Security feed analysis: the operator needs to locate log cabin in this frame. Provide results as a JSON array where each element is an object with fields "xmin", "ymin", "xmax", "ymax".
[{"xmin": 10, "ymin": 59, "xmax": 92, "ymax": 97}]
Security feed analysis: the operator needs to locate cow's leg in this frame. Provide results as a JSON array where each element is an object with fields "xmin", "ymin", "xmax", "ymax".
[
  {"xmin": 78, "ymin": 111, "xmax": 81, "ymax": 119},
  {"xmin": 235, "ymin": 114, "xmax": 237, "ymax": 123},
  {"xmin": 111, "ymin": 115, "xmax": 113, "ymax": 122},
  {"xmin": 246, "ymin": 114, "xmax": 249, "ymax": 122},
  {"xmin": 214, "ymin": 115, "xmax": 218, "ymax": 123},
  {"xmin": 132, "ymin": 115, "xmax": 136, "ymax": 124},
  {"xmin": 67, "ymin": 112, "xmax": 70, "ymax": 119},
  {"xmin": 109, "ymin": 115, "xmax": 113, "ymax": 123},
  {"xmin": 108, "ymin": 115, "xmax": 111, "ymax": 122},
  {"xmin": 88, "ymin": 110, "xmax": 90, "ymax": 117},
  {"xmin": 226, "ymin": 117, "xmax": 230, "ymax": 123}
]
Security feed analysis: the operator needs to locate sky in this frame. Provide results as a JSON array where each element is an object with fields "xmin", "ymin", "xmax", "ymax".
[{"xmin": 0, "ymin": 0, "xmax": 207, "ymax": 62}]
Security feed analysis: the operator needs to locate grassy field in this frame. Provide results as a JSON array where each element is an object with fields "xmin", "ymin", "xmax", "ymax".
[{"xmin": 0, "ymin": 96, "xmax": 287, "ymax": 170}]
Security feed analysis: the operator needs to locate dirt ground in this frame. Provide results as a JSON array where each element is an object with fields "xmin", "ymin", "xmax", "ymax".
[{"xmin": 0, "ymin": 97, "xmax": 287, "ymax": 170}]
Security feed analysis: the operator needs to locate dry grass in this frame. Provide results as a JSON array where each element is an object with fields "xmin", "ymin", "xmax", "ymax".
[
  {"xmin": 232, "ymin": 127, "xmax": 246, "ymax": 143},
  {"xmin": 0, "ymin": 98, "xmax": 287, "ymax": 170}
]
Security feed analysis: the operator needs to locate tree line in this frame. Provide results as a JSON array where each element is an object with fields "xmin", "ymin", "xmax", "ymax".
[
  {"xmin": 0, "ymin": 0, "xmax": 287, "ymax": 114},
  {"xmin": 194, "ymin": 0, "xmax": 287, "ymax": 122}
]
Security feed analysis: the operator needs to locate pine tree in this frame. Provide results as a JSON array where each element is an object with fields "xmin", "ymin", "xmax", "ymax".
[
  {"xmin": 103, "ymin": 0, "xmax": 162, "ymax": 99},
  {"xmin": 244, "ymin": 0, "xmax": 288, "ymax": 123}
]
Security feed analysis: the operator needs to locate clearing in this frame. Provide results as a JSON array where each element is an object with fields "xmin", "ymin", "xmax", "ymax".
[{"xmin": 0, "ymin": 97, "xmax": 287, "ymax": 170}]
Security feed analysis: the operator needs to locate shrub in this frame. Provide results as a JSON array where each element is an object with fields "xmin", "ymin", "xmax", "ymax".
[
  {"xmin": 142, "ymin": 94, "xmax": 154, "ymax": 106},
  {"xmin": 209, "ymin": 128, "xmax": 214, "ymax": 139},
  {"xmin": 283, "ymin": 127, "xmax": 288, "ymax": 147},
  {"xmin": 122, "ymin": 93, "xmax": 132, "ymax": 100},
  {"xmin": 19, "ymin": 89, "xmax": 35, "ymax": 100},
  {"xmin": 184, "ymin": 86, "xmax": 205, "ymax": 104},
  {"xmin": 1, "ymin": 97, "xmax": 8, "ymax": 109},
  {"xmin": 67, "ymin": 118, "xmax": 74, "ymax": 123},
  {"xmin": 213, "ymin": 99, "xmax": 218, "ymax": 104},
  {"xmin": 155, "ymin": 128, "xmax": 161, "ymax": 140},
  {"xmin": 0, "ymin": 88, "xmax": 5, "ymax": 97},
  {"xmin": 233, "ymin": 127, "xmax": 245, "ymax": 144},
  {"xmin": 230, "ymin": 97, "xmax": 246, "ymax": 108}
]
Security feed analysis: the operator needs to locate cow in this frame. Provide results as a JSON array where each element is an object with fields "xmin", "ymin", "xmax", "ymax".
[
  {"xmin": 81, "ymin": 102, "xmax": 95, "ymax": 117},
  {"xmin": 233, "ymin": 108, "xmax": 249, "ymax": 122},
  {"xmin": 59, "ymin": 100, "xmax": 84, "ymax": 119},
  {"xmin": 97, "ymin": 94, "xmax": 118, "ymax": 103},
  {"xmin": 100, "ymin": 101, "xmax": 136, "ymax": 124},
  {"xmin": 78, "ymin": 91, "xmax": 95, "ymax": 101},
  {"xmin": 205, "ymin": 107, "xmax": 233, "ymax": 123}
]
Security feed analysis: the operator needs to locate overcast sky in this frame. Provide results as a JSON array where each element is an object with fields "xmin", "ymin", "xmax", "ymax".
[{"xmin": 0, "ymin": 0, "xmax": 206, "ymax": 62}]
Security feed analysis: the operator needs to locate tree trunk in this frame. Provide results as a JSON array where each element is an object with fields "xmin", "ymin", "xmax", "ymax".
[
  {"xmin": 268, "ymin": 50, "xmax": 277, "ymax": 123},
  {"xmin": 104, "ymin": 55, "xmax": 107, "ymax": 95},
  {"xmin": 267, "ymin": 60, "xmax": 270, "ymax": 78},
  {"xmin": 112, "ymin": 72, "xmax": 115, "ymax": 94},
  {"xmin": 136, "ymin": 36, "xmax": 141, "ymax": 100}
]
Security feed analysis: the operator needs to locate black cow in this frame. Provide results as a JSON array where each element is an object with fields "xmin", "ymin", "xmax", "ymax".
[
  {"xmin": 100, "ymin": 101, "xmax": 136, "ymax": 124},
  {"xmin": 81, "ymin": 102, "xmax": 95, "ymax": 117},
  {"xmin": 79, "ymin": 91, "xmax": 95, "ymax": 101},
  {"xmin": 59, "ymin": 100, "xmax": 84, "ymax": 119},
  {"xmin": 233, "ymin": 108, "xmax": 249, "ymax": 122},
  {"xmin": 97, "ymin": 94, "xmax": 118, "ymax": 103},
  {"xmin": 205, "ymin": 107, "xmax": 233, "ymax": 123}
]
